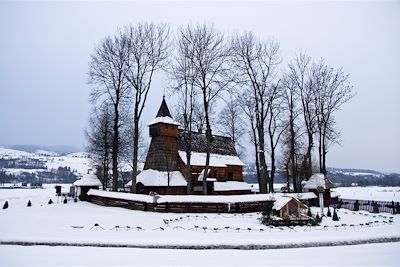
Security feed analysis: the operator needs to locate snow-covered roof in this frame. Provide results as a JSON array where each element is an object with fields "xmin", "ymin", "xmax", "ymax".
[
  {"xmin": 73, "ymin": 173, "xmax": 102, "ymax": 187},
  {"xmin": 272, "ymin": 196, "xmax": 306, "ymax": 210},
  {"xmin": 178, "ymin": 151, "xmax": 244, "ymax": 167},
  {"xmin": 147, "ymin": 116, "xmax": 180, "ymax": 127},
  {"xmin": 273, "ymin": 197, "xmax": 293, "ymax": 210},
  {"xmin": 214, "ymin": 181, "xmax": 252, "ymax": 192},
  {"xmin": 303, "ymin": 173, "xmax": 335, "ymax": 190},
  {"xmin": 126, "ymin": 169, "xmax": 187, "ymax": 187}
]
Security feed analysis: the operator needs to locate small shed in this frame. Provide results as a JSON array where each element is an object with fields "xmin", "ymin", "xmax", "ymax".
[
  {"xmin": 273, "ymin": 196, "xmax": 309, "ymax": 219},
  {"xmin": 73, "ymin": 173, "xmax": 102, "ymax": 200},
  {"xmin": 303, "ymin": 173, "xmax": 336, "ymax": 207}
]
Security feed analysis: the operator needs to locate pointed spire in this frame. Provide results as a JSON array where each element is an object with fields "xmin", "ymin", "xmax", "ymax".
[{"xmin": 156, "ymin": 97, "xmax": 172, "ymax": 118}]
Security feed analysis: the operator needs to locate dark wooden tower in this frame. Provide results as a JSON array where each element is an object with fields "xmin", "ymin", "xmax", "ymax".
[{"xmin": 143, "ymin": 98, "xmax": 180, "ymax": 172}]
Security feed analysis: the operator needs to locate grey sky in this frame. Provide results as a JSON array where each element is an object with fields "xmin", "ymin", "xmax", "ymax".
[{"xmin": 0, "ymin": 1, "xmax": 399, "ymax": 172}]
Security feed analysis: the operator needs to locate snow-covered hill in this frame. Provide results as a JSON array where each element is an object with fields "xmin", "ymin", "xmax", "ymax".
[{"xmin": 0, "ymin": 147, "xmax": 91, "ymax": 176}]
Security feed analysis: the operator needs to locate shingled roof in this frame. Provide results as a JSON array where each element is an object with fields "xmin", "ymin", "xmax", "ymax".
[
  {"xmin": 156, "ymin": 97, "xmax": 172, "ymax": 118},
  {"xmin": 177, "ymin": 130, "xmax": 238, "ymax": 156}
]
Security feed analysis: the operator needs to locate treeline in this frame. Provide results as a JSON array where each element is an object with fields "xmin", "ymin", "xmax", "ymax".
[
  {"xmin": 330, "ymin": 173, "xmax": 400, "ymax": 187},
  {"xmin": 86, "ymin": 23, "xmax": 354, "ymax": 194},
  {"xmin": 0, "ymin": 167, "xmax": 78, "ymax": 184}
]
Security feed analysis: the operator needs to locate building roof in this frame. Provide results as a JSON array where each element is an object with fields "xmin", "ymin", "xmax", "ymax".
[
  {"xmin": 178, "ymin": 151, "xmax": 245, "ymax": 167},
  {"xmin": 126, "ymin": 169, "xmax": 187, "ymax": 187},
  {"xmin": 303, "ymin": 173, "xmax": 335, "ymax": 190},
  {"xmin": 156, "ymin": 97, "xmax": 172, "ymax": 118},
  {"xmin": 147, "ymin": 98, "xmax": 180, "ymax": 126},
  {"xmin": 273, "ymin": 196, "xmax": 307, "ymax": 210},
  {"xmin": 178, "ymin": 130, "xmax": 238, "ymax": 156},
  {"xmin": 73, "ymin": 173, "xmax": 102, "ymax": 187},
  {"xmin": 147, "ymin": 116, "xmax": 180, "ymax": 126}
]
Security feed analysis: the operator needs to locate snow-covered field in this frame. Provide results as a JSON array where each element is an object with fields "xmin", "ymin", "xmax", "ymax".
[
  {"xmin": 0, "ymin": 185, "xmax": 399, "ymax": 266},
  {"xmin": 333, "ymin": 186, "xmax": 400, "ymax": 202}
]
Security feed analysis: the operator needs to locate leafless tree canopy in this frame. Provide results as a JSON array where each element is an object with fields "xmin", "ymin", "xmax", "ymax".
[
  {"xmin": 122, "ymin": 22, "xmax": 170, "ymax": 193},
  {"xmin": 230, "ymin": 32, "xmax": 281, "ymax": 193},
  {"xmin": 87, "ymin": 23, "xmax": 355, "ymax": 194},
  {"xmin": 88, "ymin": 33, "xmax": 130, "ymax": 191}
]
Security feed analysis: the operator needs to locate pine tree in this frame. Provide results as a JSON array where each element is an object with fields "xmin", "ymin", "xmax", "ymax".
[
  {"xmin": 332, "ymin": 208, "xmax": 339, "ymax": 221},
  {"xmin": 327, "ymin": 206, "xmax": 332, "ymax": 217}
]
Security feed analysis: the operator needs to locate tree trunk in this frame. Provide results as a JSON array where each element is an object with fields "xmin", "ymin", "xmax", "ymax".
[
  {"xmin": 318, "ymin": 129, "xmax": 323, "ymax": 174},
  {"xmin": 322, "ymin": 130, "xmax": 327, "ymax": 175},
  {"xmin": 184, "ymin": 132, "xmax": 192, "ymax": 194},
  {"xmin": 258, "ymin": 131, "xmax": 269, "ymax": 194},
  {"xmin": 269, "ymin": 149, "xmax": 275, "ymax": 193},
  {"xmin": 112, "ymin": 103, "xmax": 119, "ymax": 192},
  {"xmin": 131, "ymin": 108, "xmax": 139, "ymax": 193},
  {"xmin": 251, "ymin": 124, "xmax": 261, "ymax": 188}
]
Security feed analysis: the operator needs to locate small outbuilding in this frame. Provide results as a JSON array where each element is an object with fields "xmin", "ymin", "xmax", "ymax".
[
  {"xmin": 73, "ymin": 173, "xmax": 102, "ymax": 200},
  {"xmin": 273, "ymin": 196, "xmax": 309, "ymax": 220}
]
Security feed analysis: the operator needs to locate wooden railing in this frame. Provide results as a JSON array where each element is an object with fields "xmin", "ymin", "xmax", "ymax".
[{"xmin": 337, "ymin": 198, "xmax": 400, "ymax": 214}]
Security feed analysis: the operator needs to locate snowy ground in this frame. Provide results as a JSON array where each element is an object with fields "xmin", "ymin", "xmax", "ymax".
[
  {"xmin": 1, "ymin": 242, "xmax": 400, "ymax": 266},
  {"xmin": 0, "ymin": 185, "xmax": 399, "ymax": 266}
]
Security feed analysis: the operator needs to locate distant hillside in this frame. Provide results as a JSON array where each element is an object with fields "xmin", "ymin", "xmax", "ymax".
[
  {"xmin": 3, "ymin": 145, "xmax": 80, "ymax": 155},
  {"xmin": 243, "ymin": 163, "xmax": 400, "ymax": 187}
]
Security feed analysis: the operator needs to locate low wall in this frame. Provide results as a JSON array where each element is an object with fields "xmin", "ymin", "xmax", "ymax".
[{"xmin": 88, "ymin": 194, "xmax": 272, "ymax": 213}]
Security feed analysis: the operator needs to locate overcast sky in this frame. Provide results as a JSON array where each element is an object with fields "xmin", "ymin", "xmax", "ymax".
[{"xmin": 0, "ymin": 1, "xmax": 399, "ymax": 172}]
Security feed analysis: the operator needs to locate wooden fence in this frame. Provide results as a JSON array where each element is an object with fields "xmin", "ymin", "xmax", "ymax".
[
  {"xmin": 88, "ymin": 195, "xmax": 272, "ymax": 213},
  {"xmin": 337, "ymin": 198, "xmax": 400, "ymax": 214}
]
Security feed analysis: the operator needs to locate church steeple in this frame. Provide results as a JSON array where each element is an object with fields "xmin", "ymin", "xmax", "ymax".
[{"xmin": 156, "ymin": 97, "xmax": 172, "ymax": 118}]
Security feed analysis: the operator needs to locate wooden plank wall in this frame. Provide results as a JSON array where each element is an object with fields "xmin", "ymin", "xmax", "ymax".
[{"xmin": 89, "ymin": 195, "xmax": 272, "ymax": 213}]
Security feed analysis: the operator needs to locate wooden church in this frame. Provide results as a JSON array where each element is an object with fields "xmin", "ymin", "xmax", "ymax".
[{"xmin": 130, "ymin": 98, "xmax": 251, "ymax": 195}]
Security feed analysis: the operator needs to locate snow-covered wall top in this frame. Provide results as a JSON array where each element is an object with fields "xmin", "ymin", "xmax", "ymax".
[{"xmin": 87, "ymin": 189, "xmax": 316, "ymax": 204}]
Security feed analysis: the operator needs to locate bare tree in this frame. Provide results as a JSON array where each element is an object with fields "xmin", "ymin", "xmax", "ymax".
[
  {"xmin": 88, "ymin": 33, "xmax": 130, "ymax": 191},
  {"xmin": 122, "ymin": 22, "xmax": 170, "ymax": 193},
  {"xmin": 217, "ymin": 97, "xmax": 245, "ymax": 156},
  {"xmin": 85, "ymin": 104, "xmax": 112, "ymax": 189},
  {"xmin": 169, "ymin": 26, "xmax": 199, "ymax": 193},
  {"xmin": 230, "ymin": 32, "xmax": 280, "ymax": 193},
  {"xmin": 287, "ymin": 52, "xmax": 316, "ymax": 189},
  {"xmin": 281, "ymin": 72, "xmax": 303, "ymax": 192},
  {"xmin": 266, "ymin": 81, "xmax": 287, "ymax": 192},
  {"xmin": 178, "ymin": 24, "xmax": 231, "ymax": 195},
  {"xmin": 310, "ymin": 59, "xmax": 355, "ymax": 174},
  {"xmin": 238, "ymin": 94, "xmax": 260, "ymax": 185}
]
